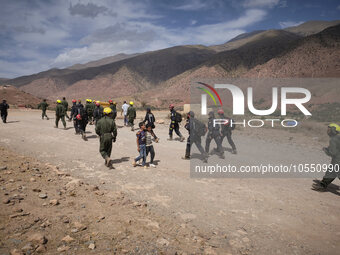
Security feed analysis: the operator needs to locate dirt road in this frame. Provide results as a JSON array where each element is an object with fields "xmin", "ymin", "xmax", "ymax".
[{"xmin": 1, "ymin": 109, "xmax": 339, "ymax": 254}]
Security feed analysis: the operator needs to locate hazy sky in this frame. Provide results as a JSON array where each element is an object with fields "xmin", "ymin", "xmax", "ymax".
[{"xmin": 0, "ymin": 0, "xmax": 339, "ymax": 78}]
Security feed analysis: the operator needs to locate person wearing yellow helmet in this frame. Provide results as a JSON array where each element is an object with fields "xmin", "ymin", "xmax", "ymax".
[
  {"xmin": 95, "ymin": 107, "xmax": 117, "ymax": 167},
  {"xmin": 85, "ymin": 99, "xmax": 94, "ymax": 125},
  {"xmin": 55, "ymin": 99, "xmax": 67, "ymax": 129},
  {"xmin": 313, "ymin": 123, "xmax": 340, "ymax": 191},
  {"xmin": 127, "ymin": 101, "xmax": 136, "ymax": 131}
]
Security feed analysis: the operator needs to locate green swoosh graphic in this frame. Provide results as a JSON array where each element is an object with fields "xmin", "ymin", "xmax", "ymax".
[{"xmin": 197, "ymin": 87, "xmax": 217, "ymax": 105}]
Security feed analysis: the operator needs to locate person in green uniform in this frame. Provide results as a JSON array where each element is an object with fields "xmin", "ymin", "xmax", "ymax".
[
  {"xmin": 127, "ymin": 101, "xmax": 136, "ymax": 131},
  {"xmin": 109, "ymin": 100, "xmax": 117, "ymax": 120},
  {"xmin": 61, "ymin": 97, "xmax": 70, "ymax": 121},
  {"xmin": 313, "ymin": 123, "xmax": 340, "ymax": 191},
  {"xmin": 55, "ymin": 99, "xmax": 66, "ymax": 129},
  {"xmin": 38, "ymin": 99, "xmax": 49, "ymax": 120},
  {"xmin": 85, "ymin": 99, "xmax": 94, "ymax": 124},
  {"xmin": 95, "ymin": 107, "xmax": 117, "ymax": 167}
]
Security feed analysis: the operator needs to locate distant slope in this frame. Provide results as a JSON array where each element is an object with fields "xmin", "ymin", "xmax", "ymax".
[
  {"xmin": 0, "ymin": 85, "xmax": 43, "ymax": 107},
  {"xmin": 245, "ymin": 24, "xmax": 340, "ymax": 78},
  {"xmin": 284, "ymin": 20, "xmax": 340, "ymax": 36},
  {"xmin": 68, "ymin": 53, "xmax": 140, "ymax": 70},
  {"xmin": 210, "ymin": 30, "xmax": 301, "ymax": 52}
]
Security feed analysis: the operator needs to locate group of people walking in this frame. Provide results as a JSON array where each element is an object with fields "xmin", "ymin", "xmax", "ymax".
[{"xmin": 1, "ymin": 97, "xmax": 339, "ymax": 191}]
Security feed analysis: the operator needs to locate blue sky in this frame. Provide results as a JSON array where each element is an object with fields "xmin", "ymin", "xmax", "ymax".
[{"xmin": 0, "ymin": 0, "xmax": 339, "ymax": 78}]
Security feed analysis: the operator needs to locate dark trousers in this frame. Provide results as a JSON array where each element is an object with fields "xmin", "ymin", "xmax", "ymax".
[
  {"xmin": 55, "ymin": 115, "xmax": 66, "ymax": 128},
  {"xmin": 205, "ymin": 134, "xmax": 223, "ymax": 155},
  {"xmin": 169, "ymin": 122, "xmax": 182, "ymax": 138},
  {"xmin": 42, "ymin": 110, "xmax": 48, "ymax": 119},
  {"xmin": 186, "ymin": 135, "xmax": 205, "ymax": 157},
  {"xmin": 146, "ymin": 145, "xmax": 155, "ymax": 163},
  {"xmin": 321, "ymin": 163, "xmax": 340, "ymax": 186},
  {"xmin": 1, "ymin": 113, "xmax": 7, "ymax": 123},
  {"xmin": 99, "ymin": 134, "xmax": 113, "ymax": 159},
  {"xmin": 221, "ymin": 130, "xmax": 236, "ymax": 150}
]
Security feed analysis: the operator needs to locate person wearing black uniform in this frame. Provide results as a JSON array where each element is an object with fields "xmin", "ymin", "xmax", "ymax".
[
  {"xmin": 168, "ymin": 104, "xmax": 184, "ymax": 142},
  {"xmin": 182, "ymin": 111, "xmax": 207, "ymax": 162},
  {"xmin": 0, "ymin": 99, "xmax": 9, "ymax": 123},
  {"xmin": 144, "ymin": 108, "xmax": 159, "ymax": 142},
  {"xmin": 93, "ymin": 102, "xmax": 103, "ymax": 126},
  {"xmin": 205, "ymin": 111, "xmax": 224, "ymax": 159},
  {"xmin": 70, "ymin": 99, "xmax": 80, "ymax": 134},
  {"xmin": 217, "ymin": 109, "xmax": 237, "ymax": 154},
  {"xmin": 108, "ymin": 100, "xmax": 117, "ymax": 120}
]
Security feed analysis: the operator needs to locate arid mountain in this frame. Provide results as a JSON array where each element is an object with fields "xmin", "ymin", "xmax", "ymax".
[
  {"xmin": 245, "ymin": 24, "xmax": 340, "ymax": 78},
  {"xmin": 0, "ymin": 85, "xmax": 44, "ymax": 107},
  {"xmin": 68, "ymin": 53, "xmax": 140, "ymax": 70},
  {"xmin": 284, "ymin": 20, "xmax": 340, "ymax": 36}
]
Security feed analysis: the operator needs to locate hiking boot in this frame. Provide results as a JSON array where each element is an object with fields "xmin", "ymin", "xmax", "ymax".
[
  {"xmin": 82, "ymin": 133, "xmax": 87, "ymax": 141},
  {"xmin": 132, "ymin": 160, "xmax": 137, "ymax": 167},
  {"xmin": 46, "ymin": 117, "xmax": 49, "ymax": 120},
  {"xmin": 180, "ymin": 136, "xmax": 185, "ymax": 142}
]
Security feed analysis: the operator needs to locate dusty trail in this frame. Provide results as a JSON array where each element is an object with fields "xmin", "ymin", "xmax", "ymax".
[{"xmin": 1, "ymin": 109, "xmax": 339, "ymax": 254}]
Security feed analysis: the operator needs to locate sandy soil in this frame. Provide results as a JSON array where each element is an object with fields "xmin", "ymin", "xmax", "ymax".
[{"xmin": 0, "ymin": 109, "xmax": 339, "ymax": 255}]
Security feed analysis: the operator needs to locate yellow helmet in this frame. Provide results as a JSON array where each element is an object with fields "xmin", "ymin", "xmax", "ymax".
[
  {"xmin": 328, "ymin": 123, "xmax": 340, "ymax": 132},
  {"xmin": 103, "ymin": 107, "xmax": 112, "ymax": 115},
  {"xmin": 86, "ymin": 99, "xmax": 90, "ymax": 102},
  {"xmin": 57, "ymin": 99, "xmax": 61, "ymax": 103},
  {"xmin": 89, "ymin": 99, "xmax": 92, "ymax": 103},
  {"xmin": 129, "ymin": 101, "xmax": 134, "ymax": 105}
]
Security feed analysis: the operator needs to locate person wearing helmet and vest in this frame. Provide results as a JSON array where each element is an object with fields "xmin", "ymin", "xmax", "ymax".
[
  {"xmin": 217, "ymin": 109, "xmax": 237, "ymax": 154},
  {"xmin": 109, "ymin": 100, "xmax": 117, "ymax": 120},
  {"xmin": 38, "ymin": 99, "xmax": 49, "ymax": 120},
  {"xmin": 127, "ymin": 101, "xmax": 136, "ymax": 131},
  {"xmin": 93, "ymin": 102, "xmax": 104, "ymax": 126},
  {"xmin": 95, "ymin": 107, "xmax": 117, "ymax": 167},
  {"xmin": 168, "ymin": 104, "xmax": 185, "ymax": 142},
  {"xmin": 61, "ymin": 97, "xmax": 70, "ymax": 121},
  {"xmin": 85, "ymin": 99, "xmax": 94, "ymax": 125},
  {"xmin": 182, "ymin": 111, "xmax": 207, "ymax": 162},
  {"xmin": 313, "ymin": 123, "xmax": 340, "ymax": 191},
  {"xmin": 55, "ymin": 99, "xmax": 66, "ymax": 129},
  {"xmin": 206, "ymin": 111, "xmax": 224, "ymax": 159}
]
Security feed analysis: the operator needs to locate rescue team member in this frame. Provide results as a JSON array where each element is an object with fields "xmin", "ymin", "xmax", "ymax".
[
  {"xmin": 168, "ymin": 104, "xmax": 184, "ymax": 142},
  {"xmin": 61, "ymin": 97, "xmax": 70, "ymax": 121},
  {"xmin": 182, "ymin": 111, "xmax": 207, "ymax": 162},
  {"xmin": 144, "ymin": 108, "xmax": 159, "ymax": 142},
  {"xmin": 313, "ymin": 123, "xmax": 340, "ymax": 191},
  {"xmin": 217, "ymin": 109, "xmax": 237, "ymax": 154},
  {"xmin": 109, "ymin": 100, "xmax": 117, "ymax": 120},
  {"xmin": 93, "ymin": 102, "xmax": 103, "ymax": 126},
  {"xmin": 0, "ymin": 99, "xmax": 9, "ymax": 123},
  {"xmin": 55, "ymin": 100, "xmax": 66, "ymax": 129},
  {"xmin": 95, "ymin": 107, "xmax": 117, "ymax": 168},
  {"xmin": 70, "ymin": 99, "xmax": 80, "ymax": 134},
  {"xmin": 38, "ymin": 99, "xmax": 49, "ymax": 120},
  {"xmin": 121, "ymin": 101, "xmax": 129, "ymax": 126},
  {"xmin": 205, "ymin": 111, "xmax": 224, "ymax": 159},
  {"xmin": 85, "ymin": 99, "xmax": 94, "ymax": 125},
  {"xmin": 127, "ymin": 101, "xmax": 136, "ymax": 131}
]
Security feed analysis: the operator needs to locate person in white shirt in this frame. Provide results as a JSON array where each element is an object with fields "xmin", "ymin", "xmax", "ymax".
[{"xmin": 121, "ymin": 101, "xmax": 129, "ymax": 126}]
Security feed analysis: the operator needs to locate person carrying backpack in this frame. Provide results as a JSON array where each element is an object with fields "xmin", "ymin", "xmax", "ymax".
[
  {"xmin": 93, "ymin": 102, "xmax": 104, "ymax": 126},
  {"xmin": 85, "ymin": 99, "xmax": 94, "ymax": 125},
  {"xmin": 168, "ymin": 104, "xmax": 185, "ymax": 142},
  {"xmin": 206, "ymin": 111, "xmax": 224, "ymax": 159},
  {"xmin": 182, "ymin": 111, "xmax": 207, "ymax": 162},
  {"xmin": 217, "ymin": 109, "xmax": 237, "ymax": 154}
]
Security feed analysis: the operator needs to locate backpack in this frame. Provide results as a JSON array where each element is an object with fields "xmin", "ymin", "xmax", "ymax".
[
  {"xmin": 175, "ymin": 112, "xmax": 182, "ymax": 123},
  {"xmin": 193, "ymin": 119, "xmax": 206, "ymax": 137}
]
